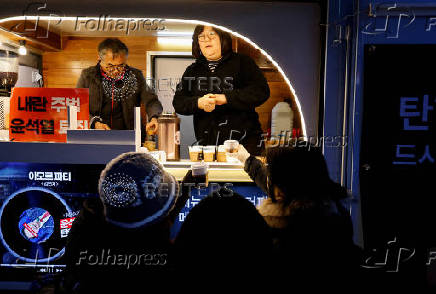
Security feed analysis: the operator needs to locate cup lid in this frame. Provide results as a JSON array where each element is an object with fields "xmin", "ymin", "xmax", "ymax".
[
  {"xmin": 224, "ymin": 140, "xmax": 239, "ymax": 145},
  {"xmin": 189, "ymin": 146, "xmax": 203, "ymax": 151},
  {"xmin": 203, "ymin": 146, "xmax": 216, "ymax": 152},
  {"xmin": 191, "ymin": 162, "xmax": 208, "ymax": 176}
]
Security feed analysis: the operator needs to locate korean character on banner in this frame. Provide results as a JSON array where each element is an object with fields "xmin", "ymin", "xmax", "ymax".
[
  {"xmin": 60, "ymin": 228, "xmax": 70, "ymax": 238},
  {"xmin": 44, "ymin": 172, "xmax": 53, "ymax": 181},
  {"xmin": 190, "ymin": 195, "xmax": 201, "ymax": 208},
  {"xmin": 10, "ymin": 118, "xmax": 25, "ymax": 133},
  {"xmin": 35, "ymin": 171, "xmax": 45, "ymax": 180},
  {"xmin": 60, "ymin": 221, "xmax": 69, "ymax": 229},
  {"xmin": 392, "ymin": 144, "xmax": 416, "ymax": 165},
  {"xmin": 66, "ymin": 97, "xmax": 80, "ymax": 112},
  {"xmin": 63, "ymin": 172, "xmax": 71, "ymax": 181},
  {"xmin": 60, "ymin": 217, "xmax": 75, "ymax": 229},
  {"xmin": 400, "ymin": 95, "xmax": 434, "ymax": 131},
  {"xmin": 245, "ymin": 196, "xmax": 256, "ymax": 207},
  {"xmin": 40, "ymin": 120, "xmax": 55, "ymax": 135},
  {"xmin": 51, "ymin": 97, "xmax": 66, "ymax": 112},
  {"xmin": 179, "ymin": 212, "xmax": 187, "ymax": 222},
  {"xmin": 77, "ymin": 120, "xmax": 89, "ymax": 130},
  {"xmin": 28, "ymin": 171, "xmax": 35, "ymax": 180},
  {"xmin": 18, "ymin": 96, "xmax": 48, "ymax": 112},
  {"xmin": 54, "ymin": 172, "xmax": 63, "ymax": 181},
  {"xmin": 418, "ymin": 145, "xmax": 435, "ymax": 164},
  {"xmin": 25, "ymin": 119, "xmax": 40, "ymax": 134},
  {"xmin": 31, "ymin": 96, "xmax": 48, "ymax": 112},
  {"xmin": 59, "ymin": 120, "xmax": 68, "ymax": 134}
]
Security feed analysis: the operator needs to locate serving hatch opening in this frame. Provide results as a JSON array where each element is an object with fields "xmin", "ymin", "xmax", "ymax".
[{"xmin": 0, "ymin": 16, "xmax": 306, "ymax": 139}]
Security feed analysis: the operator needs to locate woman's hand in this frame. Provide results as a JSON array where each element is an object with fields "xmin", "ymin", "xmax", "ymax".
[
  {"xmin": 229, "ymin": 144, "xmax": 251, "ymax": 165},
  {"xmin": 198, "ymin": 94, "xmax": 216, "ymax": 112},
  {"xmin": 210, "ymin": 94, "xmax": 227, "ymax": 105},
  {"xmin": 95, "ymin": 122, "xmax": 111, "ymax": 130}
]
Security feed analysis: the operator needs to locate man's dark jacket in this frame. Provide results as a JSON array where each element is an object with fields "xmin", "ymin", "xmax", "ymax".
[
  {"xmin": 172, "ymin": 52, "xmax": 269, "ymax": 153},
  {"xmin": 76, "ymin": 64, "xmax": 162, "ymax": 129}
]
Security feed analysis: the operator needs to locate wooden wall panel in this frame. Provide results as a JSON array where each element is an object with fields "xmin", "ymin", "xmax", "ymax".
[
  {"xmin": 42, "ymin": 36, "xmax": 189, "ymax": 88},
  {"xmin": 42, "ymin": 35, "xmax": 301, "ymax": 133},
  {"xmin": 235, "ymin": 37, "xmax": 301, "ymax": 133}
]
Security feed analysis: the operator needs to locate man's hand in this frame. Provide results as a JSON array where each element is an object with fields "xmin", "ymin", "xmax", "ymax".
[
  {"xmin": 95, "ymin": 122, "xmax": 111, "ymax": 130},
  {"xmin": 146, "ymin": 117, "xmax": 158, "ymax": 135},
  {"xmin": 198, "ymin": 94, "xmax": 216, "ymax": 112},
  {"xmin": 210, "ymin": 94, "xmax": 227, "ymax": 106}
]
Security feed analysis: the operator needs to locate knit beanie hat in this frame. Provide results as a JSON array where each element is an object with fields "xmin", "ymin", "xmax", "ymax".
[
  {"xmin": 98, "ymin": 152, "xmax": 179, "ymax": 228},
  {"xmin": 266, "ymin": 145, "xmax": 348, "ymax": 203}
]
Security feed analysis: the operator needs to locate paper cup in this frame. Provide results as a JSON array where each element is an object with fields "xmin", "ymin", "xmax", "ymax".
[
  {"xmin": 203, "ymin": 145, "xmax": 216, "ymax": 162},
  {"xmin": 217, "ymin": 145, "xmax": 227, "ymax": 162},
  {"xmin": 224, "ymin": 140, "xmax": 239, "ymax": 153},
  {"xmin": 191, "ymin": 162, "xmax": 209, "ymax": 186},
  {"xmin": 189, "ymin": 146, "xmax": 203, "ymax": 162}
]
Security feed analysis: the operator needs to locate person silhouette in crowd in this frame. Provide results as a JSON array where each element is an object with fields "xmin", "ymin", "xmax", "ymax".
[
  {"xmin": 57, "ymin": 152, "xmax": 194, "ymax": 294},
  {"xmin": 173, "ymin": 186, "xmax": 273, "ymax": 290},
  {"xmin": 233, "ymin": 144, "xmax": 365, "ymax": 290}
]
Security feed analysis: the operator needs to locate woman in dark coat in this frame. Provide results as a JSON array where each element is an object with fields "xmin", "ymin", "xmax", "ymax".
[
  {"xmin": 233, "ymin": 144, "xmax": 366, "ymax": 290},
  {"xmin": 172, "ymin": 25, "xmax": 270, "ymax": 155}
]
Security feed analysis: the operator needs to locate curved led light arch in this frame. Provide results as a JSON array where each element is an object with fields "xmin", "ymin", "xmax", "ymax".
[{"xmin": 0, "ymin": 16, "xmax": 307, "ymax": 136}]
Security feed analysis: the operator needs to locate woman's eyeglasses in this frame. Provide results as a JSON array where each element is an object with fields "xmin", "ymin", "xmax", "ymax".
[{"xmin": 198, "ymin": 31, "xmax": 217, "ymax": 42}]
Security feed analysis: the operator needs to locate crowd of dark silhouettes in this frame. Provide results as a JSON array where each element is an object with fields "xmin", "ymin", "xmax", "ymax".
[{"xmin": 52, "ymin": 144, "xmax": 371, "ymax": 293}]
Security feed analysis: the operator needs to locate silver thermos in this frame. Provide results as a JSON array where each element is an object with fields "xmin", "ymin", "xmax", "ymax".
[
  {"xmin": 0, "ymin": 49, "xmax": 19, "ymax": 130},
  {"xmin": 157, "ymin": 113, "xmax": 180, "ymax": 161}
]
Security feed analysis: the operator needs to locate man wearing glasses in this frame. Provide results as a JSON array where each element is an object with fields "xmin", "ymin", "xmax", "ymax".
[{"xmin": 77, "ymin": 38, "xmax": 162, "ymax": 133}]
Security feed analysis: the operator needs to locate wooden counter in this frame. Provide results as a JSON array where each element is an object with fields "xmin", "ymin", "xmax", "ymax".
[
  {"xmin": 0, "ymin": 141, "xmax": 253, "ymax": 183},
  {"xmin": 163, "ymin": 160, "xmax": 251, "ymax": 182}
]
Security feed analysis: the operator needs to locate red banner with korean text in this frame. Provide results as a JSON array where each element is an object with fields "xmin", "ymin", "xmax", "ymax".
[{"xmin": 8, "ymin": 88, "xmax": 89, "ymax": 142}]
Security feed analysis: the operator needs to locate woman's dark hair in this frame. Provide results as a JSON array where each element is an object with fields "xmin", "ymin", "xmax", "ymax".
[
  {"xmin": 266, "ymin": 144, "xmax": 348, "ymax": 204},
  {"xmin": 191, "ymin": 25, "xmax": 233, "ymax": 59},
  {"xmin": 174, "ymin": 188, "xmax": 272, "ymax": 277},
  {"xmin": 98, "ymin": 38, "xmax": 129, "ymax": 59}
]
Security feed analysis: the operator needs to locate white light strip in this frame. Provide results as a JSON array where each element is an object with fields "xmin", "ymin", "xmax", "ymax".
[
  {"xmin": 157, "ymin": 37, "xmax": 192, "ymax": 46},
  {"xmin": 0, "ymin": 264, "xmax": 66, "ymax": 268},
  {"xmin": 0, "ymin": 16, "xmax": 307, "ymax": 136},
  {"xmin": 157, "ymin": 31, "xmax": 193, "ymax": 37}
]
